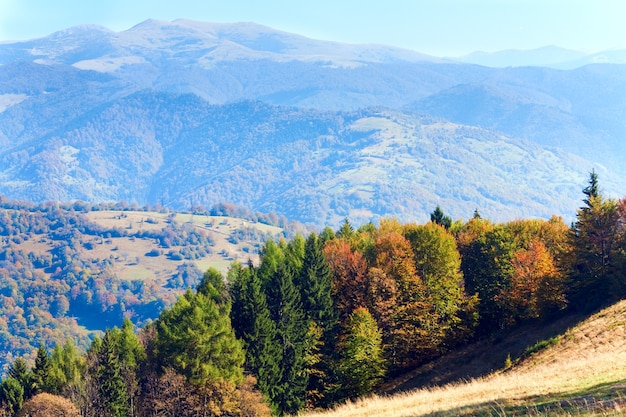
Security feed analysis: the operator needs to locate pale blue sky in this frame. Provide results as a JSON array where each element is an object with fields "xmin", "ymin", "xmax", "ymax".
[{"xmin": 1, "ymin": 0, "xmax": 625, "ymax": 56}]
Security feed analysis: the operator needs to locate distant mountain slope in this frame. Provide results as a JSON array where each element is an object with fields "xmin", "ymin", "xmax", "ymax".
[
  {"xmin": 0, "ymin": 90, "xmax": 610, "ymax": 226},
  {"xmin": 0, "ymin": 19, "xmax": 464, "ymax": 111},
  {"xmin": 408, "ymin": 64, "xmax": 626, "ymax": 176},
  {"xmin": 456, "ymin": 46, "xmax": 626, "ymax": 69},
  {"xmin": 1, "ymin": 20, "xmax": 626, "ymax": 226}
]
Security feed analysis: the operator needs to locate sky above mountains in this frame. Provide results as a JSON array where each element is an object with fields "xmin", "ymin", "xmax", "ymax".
[{"xmin": 1, "ymin": 0, "xmax": 625, "ymax": 56}]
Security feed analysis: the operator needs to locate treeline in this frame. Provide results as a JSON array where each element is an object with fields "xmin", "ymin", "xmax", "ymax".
[{"xmin": 2, "ymin": 172, "xmax": 626, "ymax": 416}]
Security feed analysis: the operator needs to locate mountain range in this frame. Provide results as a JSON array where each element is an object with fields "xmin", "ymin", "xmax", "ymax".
[
  {"xmin": 455, "ymin": 45, "xmax": 626, "ymax": 69},
  {"xmin": 1, "ymin": 19, "xmax": 625, "ymax": 226}
]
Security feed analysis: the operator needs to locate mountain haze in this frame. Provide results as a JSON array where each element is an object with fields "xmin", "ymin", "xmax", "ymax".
[
  {"xmin": 1, "ymin": 19, "xmax": 626, "ymax": 226},
  {"xmin": 456, "ymin": 45, "xmax": 626, "ymax": 69}
]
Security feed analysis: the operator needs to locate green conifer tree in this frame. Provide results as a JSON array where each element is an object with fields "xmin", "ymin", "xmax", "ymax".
[
  {"xmin": 297, "ymin": 232, "xmax": 339, "ymax": 407},
  {"xmin": 1, "ymin": 377, "xmax": 24, "ymax": 415},
  {"xmin": 96, "ymin": 331, "xmax": 130, "ymax": 417},
  {"xmin": 257, "ymin": 239, "xmax": 285, "ymax": 286},
  {"xmin": 570, "ymin": 171, "xmax": 622, "ymax": 310},
  {"xmin": 8, "ymin": 357, "xmax": 34, "ymax": 399},
  {"xmin": 430, "ymin": 206, "xmax": 452, "ymax": 230},
  {"xmin": 242, "ymin": 267, "xmax": 283, "ymax": 413},
  {"xmin": 229, "ymin": 261, "xmax": 255, "ymax": 341},
  {"xmin": 265, "ymin": 262, "xmax": 308, "ymax": 415},
  {"xmin": 155, "ymin": 287, "xmax": 245, "ymax": 386},
  {"xmin": 32, "ymin": 344, "xmax": 52, "ymax": 395},
  {"xmin": 49, "ymin": 340, "xmax": 84, "ymax": 396}
]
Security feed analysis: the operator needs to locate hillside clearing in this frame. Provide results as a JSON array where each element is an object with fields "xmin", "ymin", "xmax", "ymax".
[{"xmin": 302, "ymin": 301, "xmax": 626, "ymax": 416}]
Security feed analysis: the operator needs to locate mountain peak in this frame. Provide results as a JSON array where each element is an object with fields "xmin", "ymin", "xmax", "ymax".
[{"xmin": 49, "ymin": 24, "xmax": 114, "ymax": 38}]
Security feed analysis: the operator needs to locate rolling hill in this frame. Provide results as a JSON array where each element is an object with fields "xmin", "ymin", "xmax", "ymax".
[{"xmin": 0, "ymin": 200, "xmax": 290, "ymax": 370}]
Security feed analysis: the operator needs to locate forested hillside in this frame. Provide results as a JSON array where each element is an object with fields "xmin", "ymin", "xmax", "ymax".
[
  {"xmin": 0, "ymin": 92, "xmax": 611, "ymax": 226},
  {"xmin": 0, "ymin": 198, "xmax": 295, "ymax": 373},
  {"xmin": 1, "ymin": 172, "xmax": 625, "ymax": 416}
]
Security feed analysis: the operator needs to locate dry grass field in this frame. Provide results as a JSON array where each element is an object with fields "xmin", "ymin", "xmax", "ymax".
[
  {"xmin": 302, "ymin": 301, "xmax": 626, "ymax": 417},
  {"xmin": 82, "ymin": 210, "xmax": 283, "ymax": 280}
]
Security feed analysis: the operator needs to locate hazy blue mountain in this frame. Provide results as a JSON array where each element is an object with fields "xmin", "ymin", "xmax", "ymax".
[
  {"xmin": 1, "ymin": 19, "xmax": 465, "ymax": 111},
  {"xmin": 455, "ymin": 46, "xmax": 626, "ymax": 69},
  {"xmin": 455, "ymin": 46, "xmax": 586, "ymax": 68},
  {"xmin": 0, "ymin": 90, "xmax": 616, "ymax": 226},
  {"xmin": 407, "ymin": 64, "xmax": 626, "ymax": 176},
  {"xmin": 1, "ymin": 20, "xmax": 626, "ymax": 226}
]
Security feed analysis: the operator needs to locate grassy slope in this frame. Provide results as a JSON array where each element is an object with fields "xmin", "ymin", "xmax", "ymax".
[
  {"xmin": 303, "ymin": 301, "xmax": 626, "ymax": 416},
  {"xmin": 83, "ymin": 210, "xmax": 283, "ymax": 279}
]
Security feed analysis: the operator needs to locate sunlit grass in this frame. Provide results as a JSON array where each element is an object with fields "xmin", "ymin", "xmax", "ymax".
[{"xmin": 300, "ymin": 301, "xmax": 626, "ymax": 417}]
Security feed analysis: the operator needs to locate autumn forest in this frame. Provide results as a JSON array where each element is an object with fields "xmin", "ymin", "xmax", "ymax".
[{"xmin": 1, "ymin": 171, "xmax": 626, "ymax": 416}]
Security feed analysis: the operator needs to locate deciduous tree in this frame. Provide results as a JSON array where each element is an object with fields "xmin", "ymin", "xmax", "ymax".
[{"xmin": 338, "ymin": 307, "xmax": 385, "ymax": 399}]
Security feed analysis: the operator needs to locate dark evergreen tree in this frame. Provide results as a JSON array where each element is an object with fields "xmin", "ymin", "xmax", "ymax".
[
  {"xmin": 7, "ymin": 357, "xmax": 34, "ymax": 399},
  {"xmin": 582, "ymin": 168, "xmax": 599, "ymax": 206},
  {"xmin": 430, "ymin": 205, "xmax": 452, "ymax": 230},
  {"xmin": 229, "ymin": 261, "xmax": 255, "ymax": 342},
  {"xmin": 299, "ymin": 233, "xmax": 337, "ymax": 331},
  {"xmin": 240, "ymin": 267, "xmax": 282, "ymax": 414},
  {"xmin": 32, "ymin": 344, "xmax": 52, "ymax": 394},
  {"xmin": 95, "ymin": 331, "xmax": 130, "ymax": 417},
  {"xmin": 297, "ymin": 232, "xmax": 339, "ymax": 407},
  {"xmin": 569, "ymin": 171, "xmax": 623, "ymax": 310},
  {"xmin": 265, "ymin": 262, "xmax": 308, "ymax": 415}
]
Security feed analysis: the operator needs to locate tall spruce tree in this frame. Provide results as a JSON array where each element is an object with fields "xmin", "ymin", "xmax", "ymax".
[
  {"xmin": 240, "ymin": 266, "xmax": 282, "ymax": 413},
  {"xmin": 95, "ymin": 330, "xmax": 130, "ymax": 417},
  {"xmin": 7, "ymin": 358, "xmax": 33, "ymax": 399},
  {"xmin": 229, "ymin": 261, "xmax": 255, "ymax": 342},
  {"xmin": 430, "ymin": 206, "xmax": 452, "ymax": 230},
  {"xmin": 299, "ymin": 233, "xmax": 336, "ymax": 330},
  {"xmin": 570, "ymin": 171, "xmax": 623, "ymax": 310},
  {"xmin": 32, "ymin": 344, "xmax": 52, "ymax": 395},
  {"xmin": 297, "ymin": 232, "xmax": 338, "ymax": 407},
  {"xmin": 265, "ymin": 261, "xmax": 308, "ymax": 415}
]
